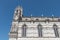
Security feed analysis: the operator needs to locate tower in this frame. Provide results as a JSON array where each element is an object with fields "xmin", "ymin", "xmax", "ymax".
[
  {"xmin": 9, "ymin": 6, "xmax": 60, "ymax": 40},
  {"xmin": 14, "ymin": 6, "xmax": 23, "ymax": 21},
  {"xmin": 9, "ymin": 6, "xmax": 23, "ymax": 40}
]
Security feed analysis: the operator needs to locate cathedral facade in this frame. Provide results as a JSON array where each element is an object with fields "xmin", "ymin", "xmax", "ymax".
[{"xmin": 9, "ymin": 6, "xmax": 60, "ymax": 40}]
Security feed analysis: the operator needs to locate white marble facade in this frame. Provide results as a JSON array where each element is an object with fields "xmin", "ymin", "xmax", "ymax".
[{"xmin": 9, "ymin": 6, "xmax": 60, "ymax": 40}]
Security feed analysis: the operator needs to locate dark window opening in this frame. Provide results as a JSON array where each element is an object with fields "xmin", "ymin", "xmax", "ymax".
[
  {"xmin": 37, "ymin": 24, "xmax": 42, "ymax": 37},
  {"xmin": 53, "ymin": 24, "xmax": 59, "ymax": 37},
  {"xmin": 22, "ymin": 24, "xmax": 27, "ymax": 37}
]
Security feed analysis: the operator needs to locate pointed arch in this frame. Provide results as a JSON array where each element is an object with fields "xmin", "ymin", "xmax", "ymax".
[
  {"xmin": 53, "ymin": 24, "xmax": 59, "ymax": 37},
  {"xmin": 37, "ymin": 24, "xmax": 42, "ymax": 37},
  {"xmin": 22, "ymin": 24, "xmax": 27, "ymax": 37}
]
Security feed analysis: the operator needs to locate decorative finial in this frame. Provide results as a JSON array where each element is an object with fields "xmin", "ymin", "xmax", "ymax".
[
  {"xmin": 31, "ymin": 14, "xmax": 32, "ymax": 17},
  {"xmin": 52, "ymin": 14, "xmax": 54, "ymax": 17},
  {"xmin": 41, "ymin": 14, "xmax": 43, "ymax": 17}
]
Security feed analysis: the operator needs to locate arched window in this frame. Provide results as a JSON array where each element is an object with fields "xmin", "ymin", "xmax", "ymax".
[
  {"xmin": 22, "ymin": 24, "xmax": 27, "ymax": 37},
  {"xmin": 53, "ymin": 24, "xmax": 59, "ymax": 37},
  {"xmin": 37, "ymin": 24, "xmax": 42, "ymax": 37}
]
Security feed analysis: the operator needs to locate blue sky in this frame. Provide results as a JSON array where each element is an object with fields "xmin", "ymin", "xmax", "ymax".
[{"xmin": 0, "ymin": 0, "xmax": 60, "ymax": 40}]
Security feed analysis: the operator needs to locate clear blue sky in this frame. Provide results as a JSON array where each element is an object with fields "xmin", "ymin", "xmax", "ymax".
[{"xmin": 0, "ymin": 0, "xmax": 60, "ymax": 40}]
